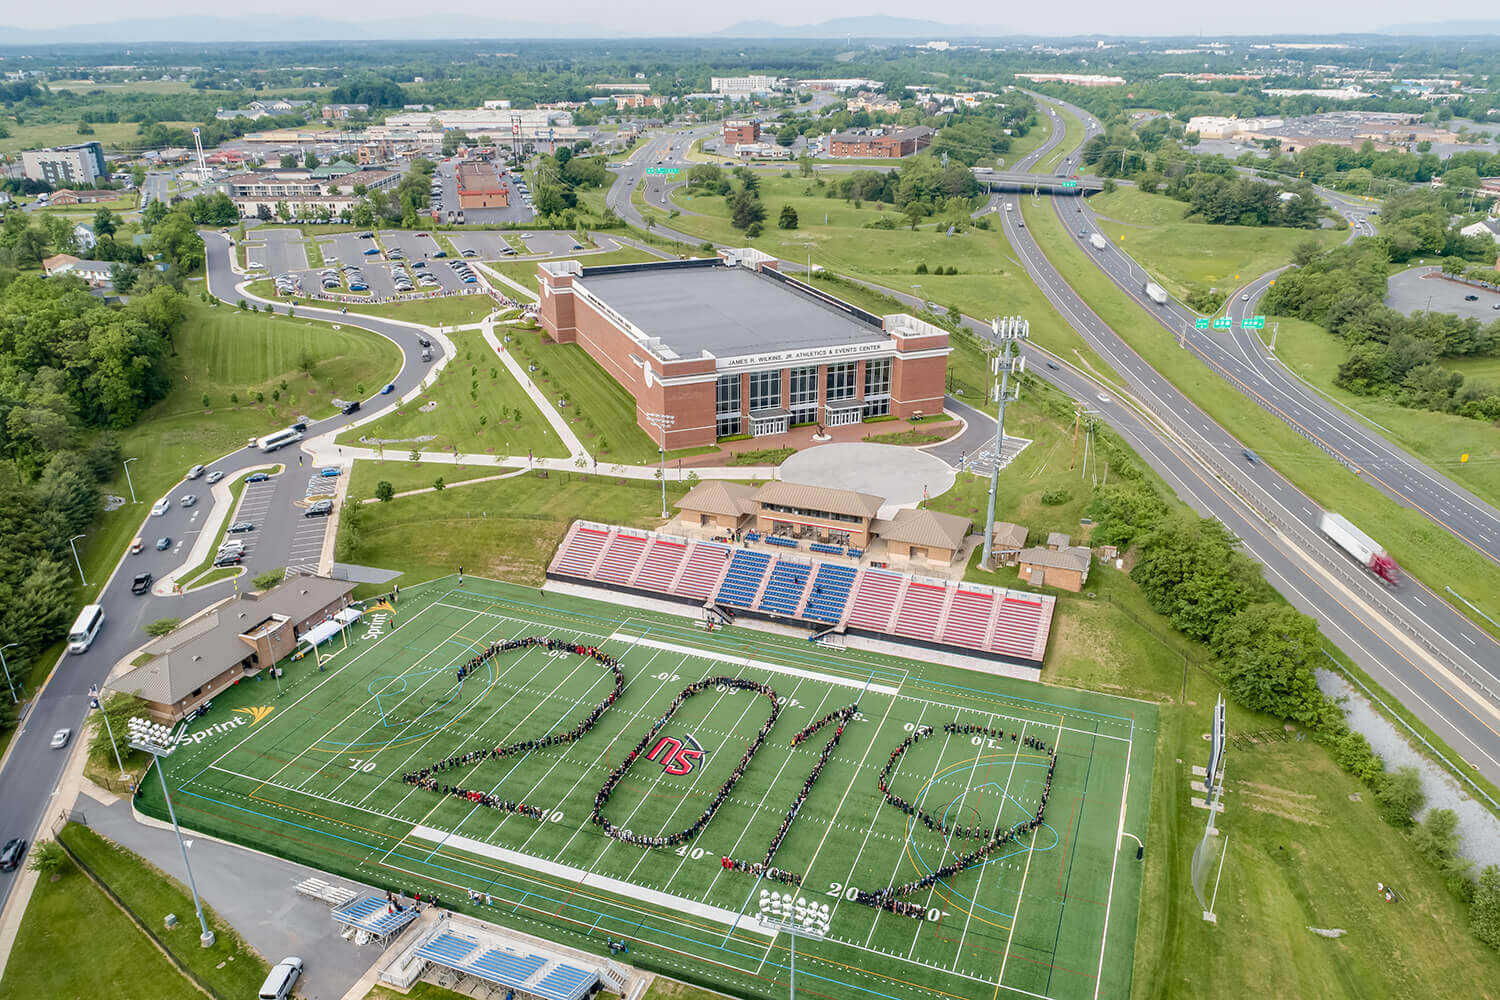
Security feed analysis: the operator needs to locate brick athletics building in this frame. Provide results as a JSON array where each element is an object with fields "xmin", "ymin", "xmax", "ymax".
[{"xmin": 537, "ymin": 249, "xmax": 951, "ymax": 449}]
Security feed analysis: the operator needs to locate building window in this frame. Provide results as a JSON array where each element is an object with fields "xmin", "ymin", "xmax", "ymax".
[
  {"xmin": 826, "ymin": 361, "xmax": 856, "ymax": 401},
  {"xmin": 716, "ymin": 374, "xmax": 741, "ymax": 437},
  {"xmin": 863, "ymin": 357, "xmax": 891, "ymax": 418},
  {"xmin": 789, "ymin": 366, "xmax": 819, "ymax": 424},
  {"xmin": 748, "ymin": 370, "xmax": 781, "ymax": 412}
]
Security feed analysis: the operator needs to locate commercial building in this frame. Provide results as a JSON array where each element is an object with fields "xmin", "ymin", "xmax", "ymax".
[
  {"xmin": 846, "ymin": 94, "xmax": 902, "ymax": 114},
  {"xmin": 322, "ymin": 103, "xmax": 370, "ymax": 119},
  {"xmin": 536, "ymin": 249, "xmax": 950, "ymax": 449},
  {"xmin": 456, "ymin": 162, "xmax": 510, "ymax": 209},
  {"xmin": 1013, "ymin": 73, "xmax": 1124, "ymax": 87},
  {"xmin": 828, "ymin": 126, "xmax": 933, "ymax": 158},
  {"xmin": 46, "ymin": 188, "xmax": 118, "ymax": 206},
  {"xmin": 733, "ymin": 142, "xmax": 791, "ymax": 160},
  {"xmin": 382, "ymin": 106, "xmax": 573, "ymax": 140},
  {"xmin": 325, "ymin": 168, "xmax": 400, "ymax": 195},
  {"xmin": 109, "ymin": 576, "xmax": 356, "ymax": 721},
  {"xmin": 225, "ymin": 171, "xmax": 324, "ymax": 200},
  {"xmin": 723, "ymin": 120, "xmax": 761, "ymax": 145},
  {"xmin": 1015, "ymin": 532, "xmax": 1092, "ymax": 592},
  {"xmin": 711, "ymin": 75, "xmax": 780, "ymax": 96},
  {"xmin": 798, "ymin": 78, "xmax": 883, "ymax": 92},
  {"xmin": 21, "ymin": 141, "xmax": 107, "ymax": 186}
]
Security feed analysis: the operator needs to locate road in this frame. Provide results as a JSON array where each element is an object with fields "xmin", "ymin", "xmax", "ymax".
[
  {"xmin": 983, "ymin": 95, "xmax": 1500, "ymax": 785},
  {"xmin": 0, "ymin": 233, "xmax": 445, "ymax": 921},
  {"xmin": 141, "ymin": 171, "xmax": 170, "ymax": 208}
]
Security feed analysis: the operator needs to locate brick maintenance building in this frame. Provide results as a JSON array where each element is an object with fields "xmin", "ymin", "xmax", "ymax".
[{"xmin": 536, "ymin": 249, "xmax": 951, "ymax": 449}]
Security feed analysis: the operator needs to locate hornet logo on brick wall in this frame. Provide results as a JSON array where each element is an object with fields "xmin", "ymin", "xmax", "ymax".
[{"xmin": 646, "ymin": 733, "xmax": 706, "ymax": 775}]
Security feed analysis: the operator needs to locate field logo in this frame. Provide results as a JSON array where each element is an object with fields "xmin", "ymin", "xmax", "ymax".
[
  {"xmin": 235, "ymin": 705, "xmax": 276, "ymax": 726},
  {"xmin": 646, "ymin": 734, "xmax": 705, "ymax": 776}
]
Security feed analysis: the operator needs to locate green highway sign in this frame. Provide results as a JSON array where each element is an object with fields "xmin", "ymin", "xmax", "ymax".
[
  {"xmin": 1241, "ymin": 315, "xmax": 1266, "ymax": 330},
  {"xmin": 644, "ymin": 167, "xmax": 680, "ymax": 176},
  {"xmin": 1194, "ymin": 317, "xmax": 1212, "ymax": 330},
  {"xmin": 1060, "ymin": 180, "xmax": 1078, "ymax": 188},
  {"xmin": 1212, "ymin": 316, "xmax": 1232, "ymax": 330}
]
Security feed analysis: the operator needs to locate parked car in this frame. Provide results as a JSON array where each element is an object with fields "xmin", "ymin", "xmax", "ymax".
[
  {"xmin": 131, "ymin": 572, "xmax": 153, "ymax": 595},
  {"xmin": 50, "ymin": 728, "xmax": 71, "ymax": 749},
  {"xmin": 0, "ymin": 838, "xmax": 26, "ymax": 872},
  {"xmin": 227, "ymin": 521, "xmax": 255, "ymax": 533},
  {"xmin": 213, "ymin": 552, "xmax": 243, "ymax": 567},
  {"xmin": 319, "ymin": 467, "xmax": 341, "ymax": 478},
  {"xmin": 259, "ymin": 957, "xmax": 304, "ymax": 1000},
  {"xmin": 156, "ymin": 536, "xmax": 171, "ymax": 551},
  {"xmin": 206, "ymin": 470, "xmax": 224, "ymax": 484},
  {"xmin": 305, "ymin": 499, "xmax": 334, "ymax": 517},
  {"xmin": 151, "ymin": 497, "xmax": 171, "ymax": 516},
  {"xmin": 246, "ymin": 472, "xmax": 271, "ymax": 483}
]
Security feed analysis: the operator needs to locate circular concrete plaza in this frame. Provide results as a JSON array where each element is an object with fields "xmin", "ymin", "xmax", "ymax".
[{"xmin": 777, "ymin": 443, "xmax": 955, "ymax": 509}]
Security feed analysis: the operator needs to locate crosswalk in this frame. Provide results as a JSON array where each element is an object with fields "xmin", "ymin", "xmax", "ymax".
[{"xmin": 961, "ymin": 434, "xmax": 1033, "ymax": 477}]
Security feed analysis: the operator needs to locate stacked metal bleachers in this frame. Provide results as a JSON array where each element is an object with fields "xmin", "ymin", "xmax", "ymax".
[
  {"xmin": 531, "ymin": 964, "xmax": 600, "ymax": 1000},
  {"xmin": 634, "ymin": 537, "xmax": 687, "ymax": 592},
  {"xmin": 716, "ymin": 550, "xmax": 771, "ymax": 608},
  {"xmin": 801, "ymin": 564, "xmax": 858, "ymax": 624},
  {"xmin": 992, "ymin": 595, "xmax": 1047, "ymax": 660},
  {"xmin": 674, "ymin": 541, "xmax": 729, "ymax": 600},
  {"xmin": 552, "ymin": 525, "xmax": 611, "ymax": 579},
  {"xmin": 595, "ymin": 532, "xmax": 646, "ymax": 585},
  {"xmin": 845, "ymin": 570, "xmax": 904, "ymax": 632},
  {"xmin": 941, "ymin": 589, "xmax": 995, "ymax": 649},
  {"xmin": 758, "ymin": 560, "xmax": 811, "ymax": 616},
  {"xmin": 893, "ymin": 582, "xmax": 946, "ymax": 642}
]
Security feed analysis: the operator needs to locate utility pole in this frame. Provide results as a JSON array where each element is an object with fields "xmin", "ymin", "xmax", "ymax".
[
  {"xmin": 645, "ymin": 412, "xmax": 675, "ymax": 519},
  {"xmin": 982, "ymin": 316, "xmax": 1029, "ymax": 571}
]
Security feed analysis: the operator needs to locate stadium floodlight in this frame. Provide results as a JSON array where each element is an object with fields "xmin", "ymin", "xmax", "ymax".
[
  {"xmin": 981, "ymin": 316, "xmax": 1029, "ymax": 570},
  {"xmin": 1192, "ymin": 696, "xmax": 1229, "ymax": 923},
  {"xmin": 129, "ymin": 717, "xmax": 215, "ymax": 948},
  {"xmin": 757, "ymin": 891, "xmax": 831, "ymax": 1000},
  {"xmin": 644, "ymin": 412, "xmax": 675, "ymax": 519}
]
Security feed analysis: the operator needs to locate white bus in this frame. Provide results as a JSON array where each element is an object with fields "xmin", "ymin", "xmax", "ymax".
[
  {"xmin": 68, "ymin": 604, "xmax": 105, "ymax": 655},
  {"xmin": 256, "ymin": 427, "xmax": 304, "ymax": 453}
]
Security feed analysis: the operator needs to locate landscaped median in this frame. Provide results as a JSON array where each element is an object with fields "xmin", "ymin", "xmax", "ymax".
[
  {"xmin": 170, "ymin": 464, "xmax": 282, "ymax": 593},
  {"xmin": 1021, "ymin": 195, "xmax": 1500, "ymax": 635}
]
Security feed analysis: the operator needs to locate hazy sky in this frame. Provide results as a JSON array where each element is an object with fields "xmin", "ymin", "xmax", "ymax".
[{"xmin": 2, "ymin": 0, "xmax": 1484, "ymax": 35}]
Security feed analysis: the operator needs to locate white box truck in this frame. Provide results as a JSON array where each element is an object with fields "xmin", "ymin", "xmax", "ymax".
[
  {"xmin": 1144, "ymin": 282, "xmax": 1169, "ymax": 305},
  {"xmin": 1089, "ymin": 233, "xmax": 1108, "ymax": 251}
]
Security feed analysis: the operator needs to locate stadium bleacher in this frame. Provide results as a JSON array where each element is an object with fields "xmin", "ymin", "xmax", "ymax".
[
  {"xmin": 758, "ymin": 559, "xmax": 811, "ymax": 616},
  {"xmin": 546, "ymin": 522, "xmax": 1054, "ymax": 669},
  {"xmin": 415, "ymin": 931, "xmax": 481, "ymax": 966},
  {"xmin": 716, "ymin": 550, "xmax": 771, "ymax": 608},
  {"xmin": 331, "ymin": 896, "xmax": 419, "ymax": 939},
  {"xmin": 532, "ymin": 963, "xmax": 600, "ymax": 1000}
]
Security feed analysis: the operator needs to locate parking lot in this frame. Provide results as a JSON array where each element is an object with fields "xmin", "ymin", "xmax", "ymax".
[
  {"xmin": 1386, "ymin": 266, "xmax": 1500, "ymax": 321},
  {"xmin": 379, "ymin": 231, "xmax": 466, "ymax": 292},
  {"xmin": 223, "ymin": 477, "xmax": 281, "ymax": 565},
  {"xmin": 432, "ymin": 159, "xmax": 535, "ymax": 225},
  {"xmin": 244, "ymin": 227, "xmax": 309, "ymax": 275},
  {"xmin": 285, "ymin": 489, "xmax": 334, "ymax": 577}
]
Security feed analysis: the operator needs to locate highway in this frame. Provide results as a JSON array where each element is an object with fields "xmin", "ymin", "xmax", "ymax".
[
  {"xmin": 0, "ymin": 233, "xmax": 444, "ymax": 919},
  {"xmin": 984, "ymin": 96, "xmax": 1500, "ymax": 784}
]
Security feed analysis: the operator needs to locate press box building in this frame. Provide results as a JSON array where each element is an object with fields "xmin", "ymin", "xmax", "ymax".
[{"xmin": 536, "ymin": 249, "xmax": 951, "ymax": 449}]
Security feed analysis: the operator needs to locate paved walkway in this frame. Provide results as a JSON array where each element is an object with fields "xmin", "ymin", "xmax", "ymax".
[{"xmin": 480, "ymin": 317, "xmax": 588, "ymax": 458}]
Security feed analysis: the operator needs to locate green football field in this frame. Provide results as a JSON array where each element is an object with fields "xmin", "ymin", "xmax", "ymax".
[{"xmin": 140, "ymin": 576, "xmax": 1156, "ymax": 1000}]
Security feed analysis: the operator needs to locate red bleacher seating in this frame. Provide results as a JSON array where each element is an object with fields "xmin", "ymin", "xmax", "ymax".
[
  {"xmin": 674, "ymin": 542, "xmax": 728, "ymax": 600},
  {"xmin": 941, "ymin": 589, "xmax": 995, "ymax": 650},
  {"xmin": 846, "ymin": 571, "xmax": 903, "ymax": 632},
  {"xmin": 635, "ymin": 539, "xmax": 687, "ymax": 592},
  {"xmin": 992, "ymin": 597, "xmax": 1044, "ymax": 658},
  {"xmin": 596, "ymin": 533, "xmax": 646, "ymax": 585},
  {"xmin": 553, "ymin": 526, "xmax": 610, "ymax": 579},
  {"xmin": 894, "ymin": 582, "xmax": 946, "ymax": 642}
]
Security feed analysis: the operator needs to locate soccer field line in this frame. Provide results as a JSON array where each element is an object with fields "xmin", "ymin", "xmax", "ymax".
[
  {"xmin": 947, "ymin": 709, "xmax": 1003, "ymax": 968},
  {"xmin": 997, "ymin": 718, "xmax": 1064, "ymax": 994},
  {"xmin": 607, "ymin": 633, "xmax": 903, "ymax": 697},
  {"xmin": 1092, "ymin": 716, "xmax": 1137, "ymax": 1000}
]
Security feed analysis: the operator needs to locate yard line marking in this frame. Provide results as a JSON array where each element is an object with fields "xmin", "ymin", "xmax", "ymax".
[
  {"xmin": 1092, "ymin": 718, "xmax": 1134, "ymax": 1000},
  {"xmin": 405, "ymin": 824, "xmax": 777, "ymax": 936},
  {"xmin": 861, "ymin": 701, "xmax": 934, "ymax": 950},
  {"xmin": 997, "ymin": 719, "xmax": 1060, "ymax": 990},
  {"xmin": 610, "ymin": 634, "xmax": 901, "ymax": 697},
  {"xmin": 951, "ymin": 712, "xmax": 1010, "ymax": 970}
]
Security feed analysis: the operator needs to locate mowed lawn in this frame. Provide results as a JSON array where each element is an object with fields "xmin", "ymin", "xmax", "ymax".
[
  {"xmin": 337, "ymin": 328, "xmax": 567, "ymax": 459},
  {"xmin": 1088, "ymin": 188, "xmax": 1346, "ymax": 304},
  {"xmin": 339, "ymin": 472, "xmax": 689, "ymax": 584},
  {"xmin": 657, "ymin": 176, "xmax": 1120, "ymax": 378},
  {"xmin": 80, "ymin": 294, "xmax": 401, "ymax": 594},
  {"xmin": 0, "ymin": 119, "xmax": 198, "ymax": 159},
  {"xmin": 1264, "ymin": 316, "xmax": 1500, "ymax": 510}
]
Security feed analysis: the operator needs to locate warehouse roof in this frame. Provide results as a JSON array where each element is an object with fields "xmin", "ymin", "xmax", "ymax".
[{"xmin": 577, "ymin": 261, "xmax": 886, "ymax": 360}]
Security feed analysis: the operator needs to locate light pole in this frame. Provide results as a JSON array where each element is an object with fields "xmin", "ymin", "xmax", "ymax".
[
  {"xmin": 89, "ymin": 684, "xmax": 127, "ymax": 779},
  {"xmin": 123, "ymin": 457, "xmax": 138, "ymax": 504},
  {"xmin": 128, "ymin": 717, "xmax": 215, "ymax": 948},
  {"xmin": 757, "ymin": 890, "xmax": 830, "ymax": 1000},
  {"xmin": 981, "ymin": 316, "xmax": 1030, "ymax": 571},
  {"xmin": 910, "ymin": 284, "xmax": 924, "ymax": 312},
  {"xmin": 645, "ymin": 412, "xmax": 675, "ymax": 519},
  {"xmin": 68, "ymin": 533, "xmax": 87, "ymax": 586},
  {"xmin": 0, "ymin": 642, "xmax": 17, "ymax": 704}
]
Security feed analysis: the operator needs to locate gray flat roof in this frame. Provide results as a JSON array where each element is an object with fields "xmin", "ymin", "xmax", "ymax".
[{"xmin": 578, "ymin": 264, "xmax": 887, "ymax": 360}]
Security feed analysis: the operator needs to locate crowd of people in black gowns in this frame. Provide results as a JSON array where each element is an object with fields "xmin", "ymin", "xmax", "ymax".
[
  {"xmin": 855, "ymin": 721, "xmax": 1058, "ymax": 919},
  {"xmin": 592, "ymin": 677, "xmax": 781, "ymax": 848},
  {"xmin": 401, "ymin": 637, "xmax": 625, "ymax": 821},
  {"xmin": 721, "ymin": 703, "xmax": 861, "ymax": 888}
]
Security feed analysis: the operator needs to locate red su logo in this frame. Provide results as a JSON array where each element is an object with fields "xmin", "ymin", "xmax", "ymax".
[{"xmin": 646, "ymin": 735, "xmax": 705, "ymax": 776}]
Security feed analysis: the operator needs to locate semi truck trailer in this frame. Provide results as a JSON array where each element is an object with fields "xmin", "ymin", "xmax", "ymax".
[
  {"xmin": 1144, "ymin": 281, "xmax": 1169, "ymax": 305},
  {"xmin": 1089, "ymin": 232, "xmax": 1108, "ymax": 250},
  {"xmin": 1319, "ymin": 511, "xmax": 1400, "ymax": 585}
]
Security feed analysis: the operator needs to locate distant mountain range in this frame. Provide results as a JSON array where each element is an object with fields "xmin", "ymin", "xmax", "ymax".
[
  {"xmin": 0, "ymin": 15, "xmax": 609, "ymax": 45},
  {"xmin": 1378, "ymin": 19, "xmax": 1500, "ymax": 36}
]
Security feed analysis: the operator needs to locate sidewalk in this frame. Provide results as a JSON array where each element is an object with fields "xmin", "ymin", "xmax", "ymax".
[{"xmin": 480, "ymin": 316, "xmax": 587, "ymax": 458}]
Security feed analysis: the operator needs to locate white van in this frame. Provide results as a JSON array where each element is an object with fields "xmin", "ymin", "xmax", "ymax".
[
  {"xmin": 259, "ymin": 957, "xmax": 303, "ymax": 1000},
  {"xmin": 68, "ymin": 604, "xmax": 105, "ymax": 655}
]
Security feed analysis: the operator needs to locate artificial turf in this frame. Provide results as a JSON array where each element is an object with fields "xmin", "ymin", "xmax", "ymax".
[{"xmin": 137, "ymin": 575, "xmax": 1155, "ymax": 1000}]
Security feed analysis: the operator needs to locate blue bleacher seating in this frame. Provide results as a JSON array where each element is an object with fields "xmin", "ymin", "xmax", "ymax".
[
  {"xmin": 846, "ymin": 548, "xmax": 863, "ymax": 558},
  {"xmin": 809, "ymin": 542, "xmax": 842, "ymax": 555},
  {"xmin": 332, "ymin": 896, "xmax": 419, "ymax": 936},
  {"xmin": 759, "ymin": 560, "xmax": 811, "ymax": 616},
  {"xmin": 532, "ymin": 964, "xmax": 598, "ymax": 1000},
  {"xmin": 745, "ymin": 531, "xmax": 762, "ymax": 542},
  {"xmin": 801, "ymin": 563, "xmax": 858, "ymax": 624},
  {"xmin": 715, "ymin": 549, "xmax": 771, "ymax": 607},
  {"xmin": 765, "ymin": 535, "xmax": 798, "ymax": 548}
]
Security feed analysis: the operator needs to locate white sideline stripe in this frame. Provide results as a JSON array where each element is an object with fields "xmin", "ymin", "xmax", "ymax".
[
  {"xmin": 407, "ymin": 824, "xmax": 776, "ymax": 938},
  {"xmin": 610, "ymin": 634, "xmax": 901, "ymax": 697}
]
